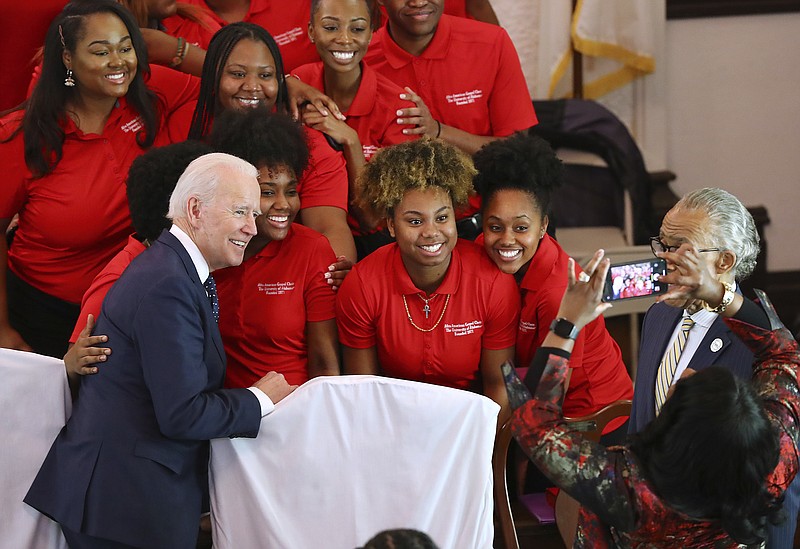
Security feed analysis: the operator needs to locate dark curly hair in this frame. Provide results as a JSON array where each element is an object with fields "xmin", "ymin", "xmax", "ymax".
[
  {"xmin": 629, "ymin": 366, "xmax": 783, "ymax": 545},
  {"xmin": 360, "ymin": 529, "xmax": 439, "ymax": 549},
  {"xmin": 126, "ymin": 140, "xmax": 213, "ymax": 242},
  {"xmin": 8, "ymin": 0, "xmax": 158, "ymax": 178},
  {"xmin": 357, "ymin": 137, "xmax": 475, "ymax": 218},
  {"xmin": 188, "ymin": 22, "xmax": 288, "ymax": 140},
  {"xmin": 473, "ymin": 132, "xmax": 563, "ymax": 221},
  {"xmin": 208, "ymin": 106, "xmax": 309, "ymax": 178}
]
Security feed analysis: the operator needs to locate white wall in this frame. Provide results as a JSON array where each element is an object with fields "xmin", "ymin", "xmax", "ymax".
[{"xmin": 666, "ymin": 13, "xmax": 800, "ymax": 272}]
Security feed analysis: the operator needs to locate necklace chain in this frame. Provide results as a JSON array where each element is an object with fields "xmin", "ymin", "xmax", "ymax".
[{"xmin": 403, "ymin": 293, "xmax": 450, "ymax": 332}]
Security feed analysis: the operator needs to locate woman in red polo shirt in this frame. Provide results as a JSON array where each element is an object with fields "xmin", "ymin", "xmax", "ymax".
[
  {"xmin": 210, "ymin": 106, "xmax": 340, "ymax": 387},
  {"xmin": 295, "ymin": 0, "xmax": 416, "ymax": 255},
  {"xmin": 0, "ymin": 0, "xmax": 197, "ymax": 358},
  {"xmin": 336, "ymin": 138, "xmax": 519, "ymax": 422},
  {"xmin": 474, "ymin": 132, "xmax": 633, "ymax": 442},
  {"xmin": 170, "ymin": 22, "xmax": 356, "ymax": 261}
]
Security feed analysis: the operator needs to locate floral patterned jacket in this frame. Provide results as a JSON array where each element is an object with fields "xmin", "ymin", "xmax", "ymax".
[{"xmin": 508, "ymin": 292, "xmax": 799, "ymax": 548}]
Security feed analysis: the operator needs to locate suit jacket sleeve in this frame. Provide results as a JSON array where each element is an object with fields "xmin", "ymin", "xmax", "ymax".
[{"xmin": 134, "ymin": 272, "xmax": 261, "ymax": 440}]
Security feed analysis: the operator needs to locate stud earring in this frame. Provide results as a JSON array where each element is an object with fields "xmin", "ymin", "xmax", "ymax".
[{"xmin": 64, "ymin": 68, "xmax": 75, "ymax": 87}]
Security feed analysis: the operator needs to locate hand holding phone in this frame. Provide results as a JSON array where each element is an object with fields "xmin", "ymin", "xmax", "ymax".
[{"xmin": 602, "ymin": 258, "xmax": 668, "ymax": 302}]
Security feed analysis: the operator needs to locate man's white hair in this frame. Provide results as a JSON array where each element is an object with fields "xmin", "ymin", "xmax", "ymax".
[
  {"xmin": 674, "ymin": 187, "xmax": 760, "ymax": 281},
  {"xmin": 167, "ymin": 152, "xmax": 258, "ymax": 220}
]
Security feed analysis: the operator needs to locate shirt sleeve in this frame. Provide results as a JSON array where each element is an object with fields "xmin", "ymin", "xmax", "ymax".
[
  {"xmin": 69, "ymin": 272, "xmax": 118, "ymax": 343},
  {"xmin": 300, "ymin": 129, "xmax": 349, "ymax": 211},
  {"xmin": 510, "ymin": 353, "xmax": 638, "ymax": 532},
  {"xmin": 304, "ymin": 234, "xmax": 337, "ymax": 323},
  {"xmin": 148, "ymin": 65, "xmax": 201, "ymax": 116},
  {"xmin": 335, "ymin": 267, "xmax": 377, "ymax": 349},
  {"xmin": 481, "ymin": 271, "xmax": 520, "ymax": 350},
  {"xmin": 246, "ymin": 387, "xmax": 276, "ymax": 417},
  {"xmin": 487, "ymin": 28, "xmax": 537, "ymax": 136}
]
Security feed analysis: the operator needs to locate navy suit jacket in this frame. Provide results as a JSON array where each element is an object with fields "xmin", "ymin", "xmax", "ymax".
[
  {"xmin": 25, "ymin": 230, "xmax": 262, "ymax": 548},
  {"xmin": 629, "ymin": 301, "xmax": 753, "ymax": 434}
]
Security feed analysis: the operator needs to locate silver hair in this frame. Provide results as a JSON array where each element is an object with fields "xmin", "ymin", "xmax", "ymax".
[
  {"xmin": 167, "ymin": 152, "xmax": 258, "ymax": 220},
  {"xmin": 674, "ymin": 187, "xmax": 760, "ymax": 281}
]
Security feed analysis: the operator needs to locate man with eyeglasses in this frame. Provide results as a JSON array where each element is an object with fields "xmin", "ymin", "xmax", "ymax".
[{"xmin": 629, "ymin": 187, "xmax": 798, "ymax": 549}]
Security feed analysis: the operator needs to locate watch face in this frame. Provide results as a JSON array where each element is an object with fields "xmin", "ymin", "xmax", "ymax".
[{"xmin": 550, "ymin": 318, "xmax": 577, "ymax": 339}]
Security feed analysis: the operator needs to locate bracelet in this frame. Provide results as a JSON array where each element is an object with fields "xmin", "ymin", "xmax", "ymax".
[
  {"xmin": 284, "ymin": 74, "xmax": 301, "ymax": 81},
  {"xmin": 170, "ymin": 37, "xmax": 189, "ymax": 68},
  {"xmin": 435, "ymin": 120, "xmax": 442, "ymax": 139},
  {"xmin": 703, "ymin": 281, "xmax": 735, "ymax": 313}
]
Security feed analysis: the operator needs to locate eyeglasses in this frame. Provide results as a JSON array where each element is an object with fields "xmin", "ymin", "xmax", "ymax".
[{"xmin": 649, "ymin": 237, "xmax": 721, "ymax": 257}]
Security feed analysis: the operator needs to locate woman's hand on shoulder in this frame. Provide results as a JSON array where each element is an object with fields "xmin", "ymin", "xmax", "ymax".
[
  {"xmin": 302, "ymin": 104, "xmax": 358, "ymax": 147},
  {"xmin": 286, "ymin": 77, "xmax": 345, "ymax": 122},
  {"xmin": 324, "ymin": 255, "xmax": 354, "ymax": 291},
  {"xmin": 63, "ymin": 314, "xmax": 110, "ymax": 378}
]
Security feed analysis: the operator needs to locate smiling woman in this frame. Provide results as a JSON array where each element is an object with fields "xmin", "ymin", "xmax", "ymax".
[
  {"xmin": 0, "ymin": 0, "xmax": 197, "ymax": 358},
  {"xmin": 335, "ymin": 138, "xmax": 520, "ymax": 425},
  {"xmin": 183, "ymin": 21, "xmax": 356, "ymax": 261},
  {"xmin": 209, "ymin": 106, "xmax": 341, "ymax": 389},
  {"xmin": 293, "ymin": 0, "xmax": 416, "ymax": 255},
  {"xmin": 474, "ymin": 132, "xmax": 633, "ymax": 439}
]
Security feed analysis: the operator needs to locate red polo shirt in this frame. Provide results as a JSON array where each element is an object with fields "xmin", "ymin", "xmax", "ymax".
[
  {"xmin": 364, "ymin": 14, "xmax": 536, "ymax": 139},
  {"xmin": 69, "ymin": 235, "xmax": 146, "ymax": 343},
  {"xmin": 165, "ymin": 0, "xmax": 318, "ymax": 71},
  {"xmin": 0, "ymin": 0, "xmax": 66, "ymax": 111},
  {"xmin": 292, "ymin": 61, "xmax": 415, "ymax": 161},
  {"xmin": 336, "ymin": 239, "xmax": 519, "ymax": 391},
  {"xmin": 216, "ymin": 224, "xmax": 336, "ymax": 388},
  {"xmin": 0, "ymin": 66, "xmax": 198, "ymax": 304},
  {"xmin": 516, "ymin": 234, "xmax": 633, "ymax": 430},
  {"xmin": 292, "ymin": 61, "xmax": 415, "ymax": 234}
]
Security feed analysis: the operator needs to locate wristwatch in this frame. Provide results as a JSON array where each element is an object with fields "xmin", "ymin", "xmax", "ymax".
[
  {"xmin": 549, "ymin": 318, "xmax": 580, "ymax": 340},
  {"xmin": 703, "ymin": 281, "xmax": 735, "ymax": 313}
]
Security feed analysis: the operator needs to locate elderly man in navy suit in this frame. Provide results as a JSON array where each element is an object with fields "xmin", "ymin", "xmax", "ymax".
[
  {"xmin": 630, "ymin": 187, "xmax": 797, "ymax": 548},
  {"xmin": 25, "ymin": 153, "xmax": 296, "ymax": 548}
]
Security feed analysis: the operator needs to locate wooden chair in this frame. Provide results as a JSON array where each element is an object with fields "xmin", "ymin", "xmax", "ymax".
[{"xmin": 494, "ymin": 399, "xmax": 633, "ymax": 549}]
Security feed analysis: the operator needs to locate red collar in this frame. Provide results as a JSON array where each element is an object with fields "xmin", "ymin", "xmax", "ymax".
[
  {"xmin": 378, "ymin": 13, "xmax": 453, "ymax": 69},
  {"xmin": 519, "ymin": 234, "xmax": 562, "ymax": 291}
]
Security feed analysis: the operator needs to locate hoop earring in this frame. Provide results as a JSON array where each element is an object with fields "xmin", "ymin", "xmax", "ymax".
[{"xmin": 64, "ymin": 68, "xmax": 75, "ymax": 87}]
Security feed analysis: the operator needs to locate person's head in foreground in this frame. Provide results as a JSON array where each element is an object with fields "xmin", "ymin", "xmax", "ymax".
[
  {"xmin": 630, "ymin": 361, "xmax": 781, "ymax": 543},
  {"xmin": 360, "ymin": 528, "xmax": 439, "ymax": 549},
  {"xmin": 166, "ymin": 152, "xmax": 260, "ymax": 271}
]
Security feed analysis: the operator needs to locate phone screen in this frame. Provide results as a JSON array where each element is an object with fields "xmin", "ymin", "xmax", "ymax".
[{"xmin": 602, "ymin": 258, "xmax": 668, "ymax": 302}]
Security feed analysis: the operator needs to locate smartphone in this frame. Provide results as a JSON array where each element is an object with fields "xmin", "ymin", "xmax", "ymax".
[{"xmin": 602, "ymin": 258, "xmax": 668, "ymax": 302}]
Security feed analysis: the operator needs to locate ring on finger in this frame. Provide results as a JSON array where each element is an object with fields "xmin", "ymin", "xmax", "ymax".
[{"xmin": 578, "ymin": 272, "xmax": 590, "ymax": 283}]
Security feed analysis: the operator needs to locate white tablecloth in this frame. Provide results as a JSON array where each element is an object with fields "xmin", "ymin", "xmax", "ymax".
[
  {"xmin": 0, "ymin": 349, "xmax": 70, "ymax": 549},
  {"xmin": 210, "ymin": 375, "xmax": 499, "ymax": 549}
]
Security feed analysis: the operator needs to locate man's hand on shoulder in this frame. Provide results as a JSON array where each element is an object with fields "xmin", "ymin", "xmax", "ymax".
[{"xmin": 253, "ymin": 371, "xmax": 296, "ymax": 404}]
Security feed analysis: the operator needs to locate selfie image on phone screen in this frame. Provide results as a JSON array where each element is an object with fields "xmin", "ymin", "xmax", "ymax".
[{"xmin": 602, "ymin": 258, "xmax": 668, "ymax": 302}]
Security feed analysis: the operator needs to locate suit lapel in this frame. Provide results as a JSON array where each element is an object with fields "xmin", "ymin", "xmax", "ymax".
[
  {"xmin": 158, "ymin": 231, "xmax": 226, "ymax": 365},
  {"xmin": 686, "ymin": 316, "xmax": 734, "ymax": 372}
]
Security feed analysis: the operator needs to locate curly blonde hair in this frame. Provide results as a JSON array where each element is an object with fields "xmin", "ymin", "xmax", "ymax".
[{"xmin": 356, "ymin": 138, "xmax": 476, "ymax": 218}]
